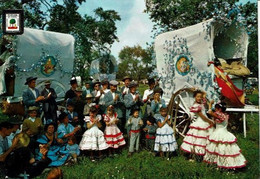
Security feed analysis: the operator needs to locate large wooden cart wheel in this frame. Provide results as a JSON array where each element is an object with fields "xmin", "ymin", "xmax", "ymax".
[{"xmin": 168, "ymin": 88, "xmax": 196, "ymax": 138}]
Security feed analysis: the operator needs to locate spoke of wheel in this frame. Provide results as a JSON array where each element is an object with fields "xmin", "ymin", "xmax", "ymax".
[
  {"xmin": 173, "ymin": 96, "xmax": 180, "ymax": 137},
  {"xmin": 176, "ymin": 119, "xmax": 186, "ymax": 127},
  {"xmin": 181, "ymin": 123, "xmax": 189, "ymax": 135},
  {"xmin": 178, "ymin": 95, "xmax": 189, "ymax": 115}
]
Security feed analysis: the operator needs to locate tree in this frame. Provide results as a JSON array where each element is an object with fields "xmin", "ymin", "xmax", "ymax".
[
  {"xmin": 0, "ymin": 0, "xmax": 121, "ymax": 79},
  {"xmin": 9, "ymin": 19, "xmax": 16, "ymax": 26},
  {"xmin": 145, "ymin": 0, "xmax": 258, "ymax": 77},
  {"xmin": 117, "ymin": 45, "xmax": 154, "ymax": 82}
]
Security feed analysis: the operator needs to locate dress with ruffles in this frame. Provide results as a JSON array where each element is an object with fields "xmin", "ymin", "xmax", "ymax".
[
  {"xmin": 154, "ymin": 114, "xmax": 178, "ymax": 152},
  {"xmin": 181, "ymin": 103, "xmax": 213, "ymax": 155},
  {"xmin": 79, "ymin": 115, "xmax": 109, "ymax": 151},
  {"xmin": 103, "ymin": 113, "xmax": 126, "ymax": 148},
  {"xmin": 203, "ymin": 111, "xmax": 247, "ymax": 169}
]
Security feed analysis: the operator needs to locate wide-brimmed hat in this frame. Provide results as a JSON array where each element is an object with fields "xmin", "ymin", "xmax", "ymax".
[
  {"xmin": 44, "ymin": 80, "xmax": 51, "ymax": 85},
  {"xmin": 86, "ymin": 94, "xmax": 93, "ymax": 99},
  {"xmin": 9, "ymin": 116, "xmax": 23, "ymax": 125},
  {"xmin": 58, "ymin": 112, "xmax": 68, "ymax": 122},
  {"xmin": 70, "ymin": 77, "xmax": 77, "ymax": 85},
  {"xmin": 122, "ymin": 76, "xmax": 132, "ymax": 82},
  {"xmin": 75, "ymin": 87, "xmax": 83, "ymax": 92},
  {"xmin": 153, "ymin": 87, "xmax": 164, "ymax": 95},
  {"xmin": 101, "ymin": 79, "xmax": 109, "ymax": 85},
  {"xmin": 109, "ymin": 80, "xmax": 119, "ymax": 86},
  {"xmin": 92, "ymin": 79, "xmax": 101, "ymax": 86},
  {"xmin": 85, "ymin": 80, "xmax": 92, "ymax": 84},
  {"xmin": 25, "ymin": 77, "xmax": 37, "ymax": 85},
  {"xmin": 16, "ymin": 133, "xmax": 30, "ymax": 148},
  {"xmin": 128, "ymin": 81, "xmax": 138, "ymax": 88},
  {"xmin": 148, "ymin": 78, "xmax": 155, "ymax": 85},
  {"xmin": 28, "ymin": 106, "xmax": 39, "ymax": 112}
]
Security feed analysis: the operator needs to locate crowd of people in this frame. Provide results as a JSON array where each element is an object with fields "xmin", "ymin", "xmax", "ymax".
[{"xmin": 0, "ymin": 75, "xmax": 247, "ymax": 178}]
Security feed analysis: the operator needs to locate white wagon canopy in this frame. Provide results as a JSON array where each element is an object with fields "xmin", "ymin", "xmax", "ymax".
[
  {"xmin": 0, "ymin": 28, "xmax": 75, "ymax": 101},
  {"xmin": 155, "ymin": 18, "xmax": 249, "ymax": 104}
]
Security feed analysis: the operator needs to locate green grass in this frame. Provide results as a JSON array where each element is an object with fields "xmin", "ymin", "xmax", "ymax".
[
  {"xmin": 35, "ymin": 113, "xmax": 259, "ymax": 179},
  {"xmin": 246, "ymin": 88, "xmax": 259, "ymax": 105}
]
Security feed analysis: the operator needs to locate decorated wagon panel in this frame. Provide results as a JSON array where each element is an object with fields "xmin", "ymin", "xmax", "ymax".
[{"xmin": 13, "ymin": 28, "xmax": 75, "ymax": 98}]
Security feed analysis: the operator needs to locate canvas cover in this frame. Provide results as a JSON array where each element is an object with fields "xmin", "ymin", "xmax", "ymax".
[
  {"xmin": 0, "ymin": 28, "xmax": 75, "ymax": 99},
  {"xmin": 155, "ymin": 19, "xmax": 248, "ymax": 103}
]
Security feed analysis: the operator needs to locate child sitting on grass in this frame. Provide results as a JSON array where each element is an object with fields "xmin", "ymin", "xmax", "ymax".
[
  {"xmin": 66, "ymin": 135, "xmax": 80, "ymax": 164},
  {"xmin": 127, "ymin": 108, "xmax": 143, "ymax": 157}
]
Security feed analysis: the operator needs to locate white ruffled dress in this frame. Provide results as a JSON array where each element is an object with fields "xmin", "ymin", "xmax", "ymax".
[
  {"xmin": 203, "ymin": 111, "xmax": 247, "ymax": 169},
  {"xmin": 79, "ymin": 115, "xmax": 109, "ymax": 151},
  {"xmin": 103, "ymin": 113, "xmax": 126, "ymax": 148},
  {"xmin": 181, "ymin": 103, "xmax": 213, "ymax": 155},
  {"xmin": 154, "ymin": 114, "xmax": 178, "ymax": 152}
]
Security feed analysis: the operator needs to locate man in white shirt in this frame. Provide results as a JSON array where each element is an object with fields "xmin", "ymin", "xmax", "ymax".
[{"xmin": 142, "ymin": 78, "xmax": 155, "ymax": 117}]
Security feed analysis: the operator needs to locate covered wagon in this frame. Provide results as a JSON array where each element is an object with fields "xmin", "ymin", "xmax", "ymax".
[
  {"xmin": 0, "ymin": 28, "xmax": 75, "ymax": 115},
  {"xmin": 154, "ymin": 18, "xmax": 252, "ymax": 137}
]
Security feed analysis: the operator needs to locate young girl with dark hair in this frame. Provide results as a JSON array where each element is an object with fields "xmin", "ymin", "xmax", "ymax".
[{"xmin": 204, "ymin": 101, "xmax": 247, "ymax": 169}]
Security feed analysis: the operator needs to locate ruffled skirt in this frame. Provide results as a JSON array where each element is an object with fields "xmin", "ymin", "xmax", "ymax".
[
  {"xmin": 79, "ymin": 126, "xmax": 109, "ymax": 151},
  {"xmin": 203, "ymin": 127, "xmax": 247, "ymax": 169},
  {"xmin": 181, "ymin": 118, "xmax": 213, "ymax": 155},
  {"xmin": 154, "ymin": 124, "xmax": 178, "ymax": 152},
  {"xmin": 104, "ymin": 124, "xmax": 126, "ymax": 148}
]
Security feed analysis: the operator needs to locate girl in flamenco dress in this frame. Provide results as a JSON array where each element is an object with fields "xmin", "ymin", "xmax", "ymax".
[
  {"xmin": 181, "ymin": 90, "xmax": 214, "ymax": 160},
  {"xmin": 203, "ymin": 101, "xmax": 247, "ymax": 169},
  {"xmin": 79, "ymin": 106, "xmax": 108, "ymax": 161},
  {"xmin": 103, "ymin": 105, "xmax": 126, "ymax": 156}
]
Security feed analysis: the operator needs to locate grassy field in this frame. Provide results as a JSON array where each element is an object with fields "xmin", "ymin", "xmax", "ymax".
[{"xmin": 35, "ymin": 113, "xmax": 259, "ymax": 179}]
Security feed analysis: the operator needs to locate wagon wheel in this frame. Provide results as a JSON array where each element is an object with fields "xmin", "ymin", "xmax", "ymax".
[
  {"xmin": 168, "ymin": 88, "xmax": 196, "ymax": 138},
  {"xmin": 36, "ymin": 81, "xmax": 66, "ymax": 102}
]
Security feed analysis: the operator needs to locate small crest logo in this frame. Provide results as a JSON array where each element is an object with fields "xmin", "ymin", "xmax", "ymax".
[
  {"xmin": 2, "ymin": 10, "xmax": 24, "ymax": 35},
  {"xmin": 41, "ymin": 56, "xmax": 56, "ymax": 77},
  {"xmin": 175, "ymin": 55, "xmax": 192, "ymax": 76}
]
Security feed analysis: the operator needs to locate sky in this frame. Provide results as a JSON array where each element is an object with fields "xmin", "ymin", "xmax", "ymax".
[
  {"xmin": 77, "ymin": 0, "xmax": 256, "ymax": 59},
  {"xmin": 78, "ymin": 0, "xmax": 154, "ymax": 59}
]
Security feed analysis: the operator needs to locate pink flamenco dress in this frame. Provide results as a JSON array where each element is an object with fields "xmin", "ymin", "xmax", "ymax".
[
  {"xmin": 79, "ymin": 115, "xmax": 109, "ymax": 151},
  {"xmin": 203, "ymin": 111, "xmax": 247, "ymax": 169},
  {"xmin": 103, "ymin": 113, "xmax": 126, "ymax": 148},
  {"xmin": 181, "ymin": 102, "xmax": 214, "ymax": 156}
]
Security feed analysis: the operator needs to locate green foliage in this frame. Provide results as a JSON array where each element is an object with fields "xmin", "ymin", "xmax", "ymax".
[
  {"xmin": 0, "ymin": 0, "xmax": 121, "ymax": 79},
  {"xmin": 9, "ymin": 19, "xmax": 16, "ymax": 24},
  {"xmin": 117, "ymin": 45, "xmax": 155, "ymax": 81},
  {"xmin": 246, "ymin": 93, "xmax": 259, "ymax": 106},
  {"xmin": 240, "ymin": 2, "xmax": 258, "ymax": 77}
]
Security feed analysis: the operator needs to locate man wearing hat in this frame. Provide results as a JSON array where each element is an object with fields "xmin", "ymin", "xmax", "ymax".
[
  {"xmin": 22, "ymin": 76, "xmax": 45, "ymax": 112},
  {"xmin": 120, "ymin": 76, "xmax": 132, "ymax": 97},
  {"xmin": 104, "ymin": 80, "xmax": 125, "ymax": 130},
  {"xmin": 65, "ymin": 77, "xmax": 78, "ymax": 102},
  {"xmin": 82, "ymin": 81, "xmax": 92, "ymax": 99},
  {"xmin": 41, "ymin": 80, "xmax": 58, "ymax": 124},
  {"xmin": 142, "ymin": 78, "xmax": 156, "ymax": 118},
  {"xmin": 0, "ymin": 121, "xmax": 17, "ymax": 162},
  {"xmin": 98, "ymin": 79, "xmax": 110, "ymax": 114},
  {"xmin": 91, "ymin": 79, "xmax": 102, "ymax": 104},
  {"xmin": 71, "ymin": 87, "xmax": 86, "ymax": 127},
  {"xmin": 7, "ymin": 116, "xmax": 23, "ymax": 147},
  {"xmin": 124, "ymin": 81, "xmax": 144, "ymax": 124}
]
